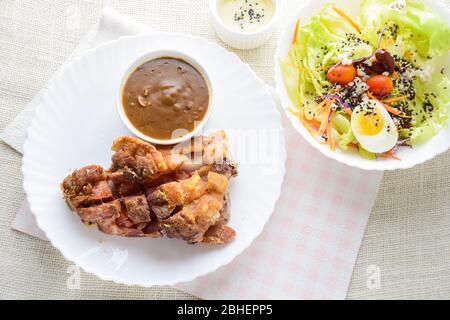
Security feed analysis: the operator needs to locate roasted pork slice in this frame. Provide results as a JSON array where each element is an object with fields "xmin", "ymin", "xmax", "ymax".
[
  {"xmin": 77, "ymin": 199, "xmax": 121, "ymax": 224},
  {"xmin": 77, "ymin": 200, "xmax": 161, "ymax": 238},
  {"xmin": 141, "ymin": 215, "xmax": 163, "ymax": 238},
  {"xmin": 111, "ymin": 150, "xmax": 136, "ymax": 169},
  {"xmin": 77, "ymin": 200, "xmax": 146, "ymax": 237},
  {"xmin": 200, "ymin": 193, "xmax": 234, "ymax": 245},
  {"xmin": 122, "ymin": 195, "xmax": 152, "ymax": 223},
  {"xmin": 111, "ymin": 136, "xmax": 167, "ymax": 169},
  {"xmin": 164, "ymin": 130, "xmax": 238, "ymax": 177},
  {"xmin": 217, "ymin": 193, "xmax": 230, "ymax": 223},
  {"xmin": 61, "ymin": 165, "xmax": 114, "ymax": 209},
  {"xmin": 99, "ymin": 216, "xmax": 146, "ymax": 237},
  {"xmin": 110, "ymin": 169, "xmax": 142, "ymax": 196},
  {"xmin": 68, "ymin": 180, "xmax": 114, "ymax": 209},
  {"xmin": 111, "ymin": 136, "xmax": 166, "ymax": 179},
  {"xmin": 211, "ymin": 159, "xmax": 238, "ymax": 178},
  {"xmin": 111, "ymin": 136, "xmax": 186, "ymax": 179},
  {"xmin": 148, "ymin": 171, "xmax": 229, "ymax": 220},
  {"xmin": 202, "ymin": 225, "xmax": 236, "ymax": 245},
  {"xmin": 61, "ymin": 165, "xmax": 104, "ymax": 199},
  {"xmin": 89, "ymin": 180, "xmax": 114, "ymax": 203},
  {"xmin": 161, "ymin": 193, "xmax": 224, "ymax": 244}
]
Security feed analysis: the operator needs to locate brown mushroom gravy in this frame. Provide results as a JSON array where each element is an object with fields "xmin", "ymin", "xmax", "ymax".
[{"xmin": 122, "ymin": 57, "xmax": 209, "ymax": 140}]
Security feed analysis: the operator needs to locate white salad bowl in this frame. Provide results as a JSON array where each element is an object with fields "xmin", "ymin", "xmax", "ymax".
[{"xmin": 274, "ymin": 0, "xmax": 450, "ymax": 171}]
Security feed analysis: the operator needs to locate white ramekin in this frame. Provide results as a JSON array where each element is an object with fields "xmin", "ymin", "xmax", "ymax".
[
  {"xmin": 210, "ymin": 0, "xmax": 282, "ymax": 50},
  {"xmin": 117, "ymin": 49, "xmax": 213, "ymax": 145}
]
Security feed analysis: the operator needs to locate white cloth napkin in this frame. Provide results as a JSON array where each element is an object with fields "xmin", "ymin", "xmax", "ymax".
[{"xmin": 2, "ymin": 7, "xmax": 383, "ymax": 299}]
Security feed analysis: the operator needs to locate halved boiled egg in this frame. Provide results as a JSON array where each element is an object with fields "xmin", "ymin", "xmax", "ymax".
[{"xmin": 351, "ymin": 99, "xmax": 398, "ymax": 153}]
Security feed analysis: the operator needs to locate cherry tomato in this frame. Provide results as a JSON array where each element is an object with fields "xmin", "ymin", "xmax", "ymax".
[
  {"xmin": 326, "ymin": 64, "xmax": 356, "ymax": 85},
  {"xmin": 366, "ymin": 75, "xmax": 393, "ymax": 98}
]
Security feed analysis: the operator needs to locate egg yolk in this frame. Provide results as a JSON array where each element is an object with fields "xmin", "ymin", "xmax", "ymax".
[{"xmin": 355, "ymin": 109, "xmax": 385, "ymax": 136}]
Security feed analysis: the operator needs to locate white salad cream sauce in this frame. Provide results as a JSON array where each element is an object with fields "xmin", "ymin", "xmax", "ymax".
[{"xmin": 217, "ymin": 0, "xmax": 276, "ymax": 33}]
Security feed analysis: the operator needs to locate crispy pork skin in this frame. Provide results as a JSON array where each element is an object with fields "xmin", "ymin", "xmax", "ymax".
[
  {"xmin": 61, "ymin": 165, "xmax": 104, "ymax": 199},
  {"xmin": 147, "ymin": 173, "xmax": 208, "ymax": 220},
  {"xmin": 111, "ymin": 150, "xmax": 136, "ymax": 170},
  {"xmin": 161, "ymin": 193, "xmax": 224, "ymax": 244},
  {"xmin": 202, "ymin": 225, "xmax": 236, "ymax": 245},
  {"xmin": 111, "ymin": 136, "xmax": 167, "ymax": 175},
  {"xmin": 61, "ymin": 165, "xmax": 111, "ymax": 209},
  {"xmin": 207, "ymin": 171, "xmax": 229, "ymax": 194}
]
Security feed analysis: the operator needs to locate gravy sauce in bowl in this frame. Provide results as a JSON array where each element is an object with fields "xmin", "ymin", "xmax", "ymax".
[{"xmin": 118, "ymin": 52, "xmax": 212, "ymax": 144}]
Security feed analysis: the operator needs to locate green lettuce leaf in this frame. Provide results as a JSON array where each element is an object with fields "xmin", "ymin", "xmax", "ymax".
[
  {"xmin": 360, "ymin": 0, "xmax": 450, "ymax": 59},
  {"xmin": 331, "ymin": 113, "xmax": 356, "ymax": 150},
  {"xmin": 280, "ymin": 3, "xmax": 372, "ymax": 118},
  {"xmin": 404, "ymin": 76, "xmax": 450, "ymax": 144},
  {"xmin": 358, "ymin": 146, "xmax": 377, "ymax": 160}
]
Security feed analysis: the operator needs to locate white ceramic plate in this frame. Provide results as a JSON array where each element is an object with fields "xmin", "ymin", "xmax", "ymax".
[
  {"xmin": 275, "ymin": 0, "xmax": 450, "ymax": 171},
  {"xmin": 22, "ymin": 32, "xmax": 286, "ymax": 286}
]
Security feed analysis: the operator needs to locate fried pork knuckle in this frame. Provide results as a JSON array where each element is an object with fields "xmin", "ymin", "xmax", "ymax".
[{"xmin": 60, "ymin": 131, "xmax": 237, "ymax": 245}]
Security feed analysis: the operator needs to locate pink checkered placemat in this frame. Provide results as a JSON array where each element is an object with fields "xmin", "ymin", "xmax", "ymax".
[
  {"xmin": 176, "ymin": 113, "xmax": 382, "ymax": 299},
  {"xmin": 8, "ymin": 7, "xmax": 383, "ymax": 300}
]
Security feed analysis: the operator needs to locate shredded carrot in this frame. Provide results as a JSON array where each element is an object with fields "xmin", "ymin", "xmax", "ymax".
[
  {"xmin": 298, "ymin": 117, "xmax": 316, "ymax": 136},
  {"xmin": 382, "ymin": 104, "xmax": 402, "ymax": 116},
  {"xmin": 348, "ymin": 142, "xmax": 359, "ymax": 150},
  {"xmin": 317, "ymin": 98, "xmax": 329, "ymax": 111},
  {"xmin": 319, "ymin": 100, "xmax": 332, "ymax": 134},
  {"xmin": 309, "ymin": 118, "xmax": 321, "ymax": 128},
  {"xmin": 289, "ymin": 107, "xmax": 321, "ymax": 136},
  {"xmin": 332, "ymin": 5, "xmax": 361, "ymax": 33},
  {"xmin": 382, "ymin": 95, "xmax": 408, "ymax": 104},
  {"xmin": 291, "ymin": 18, "xmax": 301, "ymax": 46},
  {"xmin": 367, "ymin": 92, "xmax": 403, "ymax": 116},
  {"xmin": 392, "ymin": 71, "xmax": 400, "ymax": 80},
  {"xmin": 344, "ymin": 108, "xmax": 353, "ymax": 116},
  {"xmin": 301, "ymin": 115, "xmax": 321, "ymax": 129},
  {"xmin": 327, "ymin": 122, "xmax": 336, "ymax": 151},
  {"xmin": 298, "ymin": 114, "xmax": 321, "ymax": 136},
  {"xmin": 380, "ymin": 149, "xmax": 401, "ymax": 161}
]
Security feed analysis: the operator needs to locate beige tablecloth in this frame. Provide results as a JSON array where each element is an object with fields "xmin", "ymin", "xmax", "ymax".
[{"xmin": 0, "ymin": 0, "xmax": 449, "ymax": 300}]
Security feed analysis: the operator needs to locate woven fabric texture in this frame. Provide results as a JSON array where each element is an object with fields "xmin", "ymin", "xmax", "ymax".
[{"xmin": 0, "ymin": 0, "xmax": 449, "ymax": 299}]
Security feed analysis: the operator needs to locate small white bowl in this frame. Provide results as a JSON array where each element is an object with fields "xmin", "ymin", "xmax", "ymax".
[
  {"xmin": 117, "ymin": 49, "xmax": 213, "ymax": 145},
  {"xmin": 210, "ymin": 0, "xmax": 282, "ymax": 50}
]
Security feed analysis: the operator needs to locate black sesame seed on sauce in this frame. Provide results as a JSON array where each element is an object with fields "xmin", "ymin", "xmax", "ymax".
[{"xmin": 221, "ymin": 0, "xmax": 273, "ymax": 32}]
